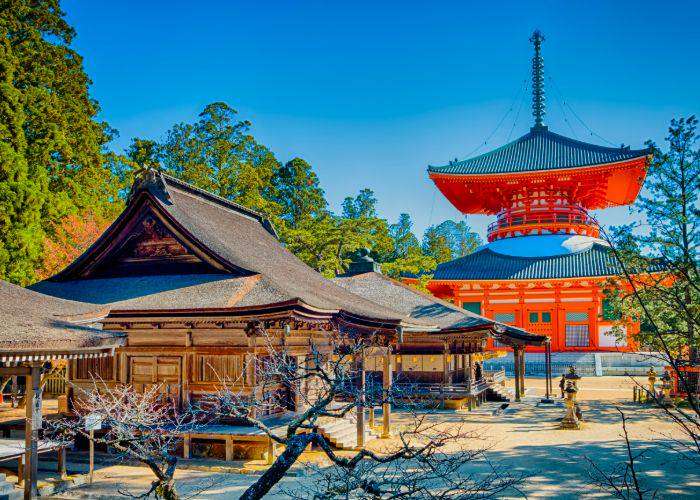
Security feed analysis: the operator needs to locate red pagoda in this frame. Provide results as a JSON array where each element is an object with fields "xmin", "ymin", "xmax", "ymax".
[{"xmin": 420, "ymin": 31, "xmax": 651, "ymax": 352}]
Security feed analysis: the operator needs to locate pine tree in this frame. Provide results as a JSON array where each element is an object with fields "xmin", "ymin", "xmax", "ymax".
[
  {"xmin": 0, "ymin": 37, "xmax": 46, "ymax": 284},
  {"xmin": 608, "ymin": 117, "xmax": 700, "ymax": 357},
  {"xmin": 0, "ymin": 0, "xmax": 122, "ymax": 283},
  {"xmin": 271, "ymin": 157, "xmax": 327, "ymax": 229},
  {"xmin": 159, "ymin": 102, "xmax": 282, "ymax": 217}
]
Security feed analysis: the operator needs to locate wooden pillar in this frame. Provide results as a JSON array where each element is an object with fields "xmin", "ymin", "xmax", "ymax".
[
  {"xmin": 513, "ymin": 349, "xmax": 521, "ymax": 402},
  {"xmin": 57, "ymin": 447, "xmax": 67, "ymax": 479},
  {"xmin": 443, "ymin": 342, "xmax": 451, "ymax": 385},
  {"xmin": 183, "ymin": 434, "xmax": 191, "ymax": 459},
  {"xmin": 462, "ymin": 354, "xmax": 469, "ymax": 384},
  {"xmin": 468, "ymin": 354, "xmax": 474, "ymax": 383},
  {"xmin": 381, "ymin": 348, "xmax": 392, "ymax": 439},
  {"xmin": 17, "ymin": 456, "xmax": 23, "ymax": 487},
  {"xmin": 11, "ymin": 376, "xmax": 17, "ymax": 408},
  {"xmin": 245, "ymin": 352, "xmax": 258, "ymax": 418},
  {"xmin": 356, "ymin": 347, "xmax": 366, "ymax": 449},
  {"xmin": 267, "ymin": 438, "xmax": 275, "ymax": 465},
  {"xmin": 225, "ymin": 436, "xmax": 233, "ymax": 461},
  {"xmin": 519, "ymin": 348, "xmax": 526, "ymax": 393},
  {"xmin": 25, "ymin": 364, "xmax": 41, "ymax": 500}
]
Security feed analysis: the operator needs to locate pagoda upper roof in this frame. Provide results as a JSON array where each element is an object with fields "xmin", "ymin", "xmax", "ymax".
[{"xmin": 428, "ymin": 125, "xmax": 649, "ymax": 176}]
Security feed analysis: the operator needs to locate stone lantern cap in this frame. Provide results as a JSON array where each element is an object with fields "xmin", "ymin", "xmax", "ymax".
[{"xmin": 564, "ymin": 365, "xmax": 581, "ymax": 381}]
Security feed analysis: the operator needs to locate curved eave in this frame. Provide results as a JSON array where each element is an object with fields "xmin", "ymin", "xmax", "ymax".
[
  {"xmin": 430, "ymin": 156, "xmax": 649, "ymax": 213},
  {"xmin": 428, "ymin": 154, "xmax": 649, "ymax": 178},
  {"xmin": 107, "ymin": 299, "xmax": 434, "ymax": 333}
]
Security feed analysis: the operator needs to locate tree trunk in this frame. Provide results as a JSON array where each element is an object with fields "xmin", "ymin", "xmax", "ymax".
[
  {"xmin": 155, "ymin": 479, "xmax": 179, "ymax": 500},
  {"xmin": 239, "ymin": 433, "xmax": 312, "ymax": 500}
]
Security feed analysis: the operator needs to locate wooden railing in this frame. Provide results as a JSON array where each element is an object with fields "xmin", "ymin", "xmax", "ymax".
[
  {"xmin": 484, "ymin": 368, "xmax": 506, "ymax": 385},
  {"xmin": 488, "ymin": 205, "xmax": 599, "ymax": 241},
  {"xmin": 43, "ymin": 369, "xmax": 67, "ymax": 396}
]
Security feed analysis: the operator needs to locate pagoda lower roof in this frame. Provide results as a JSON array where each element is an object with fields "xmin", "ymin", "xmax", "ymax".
[
  {"xmin": 432, "ymin": 240, "xmax": 623, "ymax": 281},
  {"xmin": 428, "ymin": 125, "xmax": 649, "ymax": 176}
]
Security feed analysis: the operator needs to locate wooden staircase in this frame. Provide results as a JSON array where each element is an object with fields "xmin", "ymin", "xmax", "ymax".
[{"xmin": 317, "ymin": 413, "xmax": 379, "ymax": 450}]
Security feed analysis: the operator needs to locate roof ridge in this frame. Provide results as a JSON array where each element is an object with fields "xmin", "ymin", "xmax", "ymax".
[
  {"xmin": 437, "ymin": 242, "xmax": 612, "ymax": 269},
  {"xmin": 161, "ymin": 173, "xmax": 278, "ymax": 238},
  {"xmin": 428, "ymin": 126, "xmax": 650, "ymax": 175}
]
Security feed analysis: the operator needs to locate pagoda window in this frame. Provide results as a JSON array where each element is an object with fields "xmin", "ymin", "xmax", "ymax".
[
  {"xmin": 494, "ymin": 312, "xmax": 516, "ymax": 323},
  {"xmin": 463, "ymin": 302, "xmax": 481, "ymax": 315},
  {"xmin": 529, "ymin": 312, "xmax": 539, "ymax": 323},
  {"xmin": 565, "ymin": 311, "xmax": 590, "ymax": 347},
  {"xmin": 541, "ymin": 312, "xmax": 552, "ymax": 323}
]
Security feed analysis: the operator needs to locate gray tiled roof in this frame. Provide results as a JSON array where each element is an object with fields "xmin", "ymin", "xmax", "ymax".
[
  {"xmin": 433, "ymin": 242, "xmax": 622, "ymax": 281},
  {"xmin": 428, "ymin": 126, "xmax": 649, "ymax": 175},
  {"xmin": 333, "ymin": 272, "xmax": 548, "ymax": 345},
  {"xmin": 0, "ymin": 280, "xmax": 125, "ymax": 351},
  {"xmin": 31, "ymin": 174, "xmax": 442, "ymax": 330}
]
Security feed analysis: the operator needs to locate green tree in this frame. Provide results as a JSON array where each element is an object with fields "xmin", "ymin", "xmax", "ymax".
[
  {"xmin": 272, "ymin": 157, "xmax": 326, "ymax": 229},
  {"xmin": 0, "ymin": 0, "xmax": 122, "ymax": 283},
  {"xmin": 422, "ymin": 219, "xmax": 481, "ymax": 264},
  {"xmin": 126, "ymin": 138, "xmax": 162, "ymax": 170},
  {"xmin": 1, "ymin": 0, "xmax": 121, "ymax": 223},
  {"xmin": 607, "ymin": 116, "xmax": 700, "ymax": 358},
  {"xmin": 0, "ymin": 36, "xmax": 46, "ymax": 284},
  {"xmin": 389, "ymin": 213, "xmax": 420, "ymax": 259},
  {"xmin": 381, "ymin": 213, "xmax": 435, "ymax": 279},
  {"xmin": 160, "ymin": 102, "xmax": 282, "ymax": 217},
  {"xmin": 340, "ymin": 189, "xmax": 393, "ymax": 265}
]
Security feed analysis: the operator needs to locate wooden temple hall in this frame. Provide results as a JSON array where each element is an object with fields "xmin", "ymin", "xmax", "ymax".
[{"xmin": 2, "ymin": 170, "xmax": 549, "ymax": 495}]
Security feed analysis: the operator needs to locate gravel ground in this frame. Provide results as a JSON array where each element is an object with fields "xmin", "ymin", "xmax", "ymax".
[{"xmin": 36, "ymin": 376, "xmax": 700, "ymax": 499}]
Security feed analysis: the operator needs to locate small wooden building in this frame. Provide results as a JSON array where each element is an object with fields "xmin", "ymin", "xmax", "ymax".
[{"xmin": 0, "ymin": 280, "xmax": 125, "ymax": 499}]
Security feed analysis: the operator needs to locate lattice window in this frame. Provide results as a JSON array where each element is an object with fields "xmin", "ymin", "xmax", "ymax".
[
  {"xmin": 74, "ymin": 358, "xmax": 113, "ymax": 381},
  {"xmin": 494, "ymin": 313, "xmax": 516, "ymax": 323},
  {"xmin": 566, "ymin": 311, "xmax": 589, "ymax": 322},
  {"xmin": 565, "ymin": 324, "xmax": 589, "ymax": 347},
  {"xmin": 194, "ymin": 355, "xmax": 243, "ymax": 383},
  {"xmin": 463, "ymin": 302, "xmax": 481, "ymax": 315}
]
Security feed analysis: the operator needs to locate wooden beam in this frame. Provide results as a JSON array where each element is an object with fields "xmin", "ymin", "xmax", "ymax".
[{"xmin": 0, "ymin": 367, "xmax": 30, "ymax": 377}]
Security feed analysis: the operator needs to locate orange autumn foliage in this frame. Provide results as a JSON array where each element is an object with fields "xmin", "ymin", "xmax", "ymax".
[{"xmin": 38, "ymin": 212, "xmax": 112, "ymax": 281}]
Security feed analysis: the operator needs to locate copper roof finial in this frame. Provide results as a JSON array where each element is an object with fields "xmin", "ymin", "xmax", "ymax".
[{"xmin": 530, "ymin": 30, "xmax": 546, "ymax": 129}]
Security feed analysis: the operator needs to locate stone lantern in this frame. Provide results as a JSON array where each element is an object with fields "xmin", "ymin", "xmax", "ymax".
[
  {"xmin": 560, "ymin": 381, "xmax": 581, "ymax": 429},
  {"xmin": 564, "ymin": 365, "xmax": 581, "ymax": 389},
  {"xmin": 646, "ymin": 367, "xmax": 657, "ymax": 396},
  {"xmin": 660, "ymin": 371, "xmax": 674, "ymax": 407}
]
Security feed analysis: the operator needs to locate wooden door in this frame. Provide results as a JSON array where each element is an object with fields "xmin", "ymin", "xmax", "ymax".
[
  {"xmin": 525, "ymin": 309, "xmax": 555, "ymax": 337},
  {"xmin": 129, "ymin": 356, "xmax": 182, "ymax": 405}
]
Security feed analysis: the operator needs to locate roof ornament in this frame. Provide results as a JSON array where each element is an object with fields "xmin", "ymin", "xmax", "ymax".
[
  {"xmin": 530, "ymin": 30, "xmax": 546, "ymax": 129},
  {"xmin": 127, "ymin": 164, "xmax": 172, "ymax": 205},
  {"xmin": 340, "ymin": 247, "xmax": 382, "ymax": 276}
]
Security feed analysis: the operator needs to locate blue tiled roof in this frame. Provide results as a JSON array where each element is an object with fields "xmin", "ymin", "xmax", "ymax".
[
  {"xmin": 433, "ymin": 243, "xmax": 623, "ymax": 281},
  {"xmin": 428, "ymin": 126, "xmax": 649, "ymax": 175}
]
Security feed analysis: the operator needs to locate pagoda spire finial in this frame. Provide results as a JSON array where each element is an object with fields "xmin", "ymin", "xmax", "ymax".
[{"xmin": 530, "ymin": 30, "xmax": 546, "ymax": 128}]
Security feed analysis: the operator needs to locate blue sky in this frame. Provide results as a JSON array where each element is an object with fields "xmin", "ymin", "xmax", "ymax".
[{"xmin": 64, "ymin": 0, "xmax": 700, "ymax": 240}]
